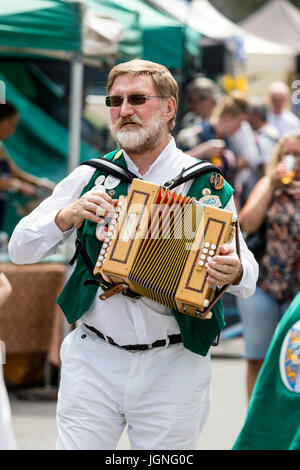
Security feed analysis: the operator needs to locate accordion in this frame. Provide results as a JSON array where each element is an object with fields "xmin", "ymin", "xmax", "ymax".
[{"xmin": 94, "ymin": 179, "xmax": 239, "ymax": 319}]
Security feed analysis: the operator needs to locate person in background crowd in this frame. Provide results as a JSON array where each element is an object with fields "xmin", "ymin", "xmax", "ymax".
[
  {"xmin": 267, "ymin": 81, "xmax": 300, "ymax": 137},
  {"xmin": 0, "ymin": 103, "xmax": 54, "ymax": 229},
  {"xmin": 180, "ymin": 77, "xmax": 218, "ymax": 127},
  {"xmin": 248, "ymin": 98, "xmax": 279, "ymax": 164},
  {"xmin": 177, "ymin": 91, "xmax": 249, "ymax": 206},
  {"xmin": 176, "ymin": 77, "xmax": 219, "ymax": 152},
  {"xmin": 8, "ymin": 59, "xmax": 258, "ymax": 450},
  {"xmin": 236, "ymin": 98, "xmax": 279, "ymax": 206},
  {"xmin": 236, "ymin": 130, "xmax": 300, "ymax": 401},
  {"xmin": 0, "ymin": 271, "xmax": 16, "ymax": 450}
]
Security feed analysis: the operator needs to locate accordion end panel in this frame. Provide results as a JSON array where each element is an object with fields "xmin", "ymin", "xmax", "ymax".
[
  {"xmin": 175, "ymin": 206, "xmax": 235, "ymax": 319},
  {"xmin": 93, "ymin": 179, "xmax": 160, "ymax": 287}
]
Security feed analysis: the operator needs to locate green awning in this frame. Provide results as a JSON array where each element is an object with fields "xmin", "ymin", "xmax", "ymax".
[
  {"xmin": 0, "ymin": 0, "xmax": 82, "ymax": 54},
  {"xmin": 88, "ymin": 0, "xmax": 201, "ymax": 69}
]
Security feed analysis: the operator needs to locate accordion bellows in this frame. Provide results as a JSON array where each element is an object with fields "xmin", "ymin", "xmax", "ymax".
[{"xmin": 94, "ymin": 179, "xmax": 236, "ymax": 319}]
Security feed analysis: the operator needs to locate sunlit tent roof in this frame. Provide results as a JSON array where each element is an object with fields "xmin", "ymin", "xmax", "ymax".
[
  {"xmin": 148, "ymin": 0, "xmax": 297, "ymax": 94},
  {"xmin": 240, "ymin": 0, "xmax": 300, "ymax": 53},
  {"xmin": 148, "ymin": 0, "xmax": 296, "ymax": 56}
]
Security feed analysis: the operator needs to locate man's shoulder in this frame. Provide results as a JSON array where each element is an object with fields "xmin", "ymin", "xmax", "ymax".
[
  {"xmin": 178, "ymin": 150, "xmax": 200, "ymax": 168},
  {"xmin": 282, "ymin": 109, "xmax": 300, "ymax": 122}
]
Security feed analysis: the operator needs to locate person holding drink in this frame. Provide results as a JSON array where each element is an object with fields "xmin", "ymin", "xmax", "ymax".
[
  {"xmin": 176, "ymin": 91, "xmax": 249, "ymax": 204},
  {"xmin": 236, "ymin": 130, "xmax": 300, "ymax": 400}
]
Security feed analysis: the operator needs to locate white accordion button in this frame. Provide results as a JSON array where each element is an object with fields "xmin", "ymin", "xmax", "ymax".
[
  {"xmin": 209, "ymin": 250, "xmax": 215, "ymax": 256},
  {"xmin": 198, "ymin": 260, "xmax": 204, "ymax": 266},
  {"xmin": 200, "ymin": 254, "xmax": 206, "ymax": 260},
  {"xmin": 211, "ymin": 244, "xmax": 216, "ymax": 250},
  {"xmin": 203, "ymin": 299, "xmax": 210, "ymax": 307},
  {"xmin": 203, "ymin": 248, "xmax": 208, "ymax": 253},
  {"xmin": 204, "ymin": 242, "xmax": 210, "ymax": 248}
]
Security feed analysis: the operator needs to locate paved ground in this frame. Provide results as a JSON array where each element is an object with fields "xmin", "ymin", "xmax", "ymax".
[{"xmin": 9, "ymin": 338, "xmax": 247, "ymax": 451}]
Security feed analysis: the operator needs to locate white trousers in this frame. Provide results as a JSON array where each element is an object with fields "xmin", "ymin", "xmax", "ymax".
[
  {"xmin": 56, "ymin": 324, "xmax": 211, "ymax": 450},
  {"xmin": 0, "ymin": 366, "xmax": 17, "ymax": 450}
]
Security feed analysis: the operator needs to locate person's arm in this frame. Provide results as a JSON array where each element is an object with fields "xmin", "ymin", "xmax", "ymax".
[
  {"xmin": 8, "ymin": 165, "xmax": 96, "ymax": 264},
  {"xmin": 186, "ymin": 139, "xmax": 225, "ymax": 160},
  {"xmin": 0, "ymin": 146, "xmax": 54, "ymax": 192},
  {"xmin": 0, "ymin": 272, "xmax": 12, "ymax": 307},
  {"xmin": 239, "ymin": 158, "xmax": 290, "ymax": 234},
  {"xmin": 239, "ymin": 176, "xmax": 273, "ymax": 233}
]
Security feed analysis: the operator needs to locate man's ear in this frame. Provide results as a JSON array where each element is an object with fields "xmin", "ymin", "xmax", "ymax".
[{"xmin": 165, "ymin": 96, "xmax": 177, "ymax": 124}]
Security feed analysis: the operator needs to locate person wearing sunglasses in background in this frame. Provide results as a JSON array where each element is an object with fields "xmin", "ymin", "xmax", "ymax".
[{"xmin": 8, "ymin": 59, "xmax": 258, "ymax": 450}]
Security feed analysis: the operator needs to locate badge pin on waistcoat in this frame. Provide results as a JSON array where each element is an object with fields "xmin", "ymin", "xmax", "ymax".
[
  {"xmin": 104, "ymin": 174, "xmax": 121, "ymax": 190},
  {"xmin": 95, "ymin": 174, "xmax": 105, "ymax": 186}
]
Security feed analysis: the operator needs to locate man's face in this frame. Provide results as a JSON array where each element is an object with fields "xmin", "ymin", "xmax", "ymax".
[
  {"xmin": 192, "ymin": 96, "xmax": 216, "ymax": 120},
  {"xmin": 218, "ymin": 113, "xmax": 246, "ymax": 137},
  {"xmin": 271, "ymin": 92, "xmax": 286, "ymax": 113},
  {"xmin": 281, "ymin": 138, "xmax": 300, "ymax": 179},
  {"xmin": 0, "ymin": 114, "xmax": 19, "ymax": 140},
  {"xmin": 108, "ymin": 74, "xmax": 172, "ymax": 154}
]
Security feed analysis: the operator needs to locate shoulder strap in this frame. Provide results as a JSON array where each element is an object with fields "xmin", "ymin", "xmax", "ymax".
[
  {"xmin": 163, "ymin": 161, "xmax": 223, "ymax": 190},
  {"xmin": 81, "ymin": 157, "xmax": 221, "ymax": 191},
  {"xmin": 80, "ymin": 157, "xmax": 140, "ymax": 184}
]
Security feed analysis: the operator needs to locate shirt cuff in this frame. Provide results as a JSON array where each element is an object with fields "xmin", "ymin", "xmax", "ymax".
[{"xmin": 39, "ymin": 210, "xmax": 74, "ymax": 245}]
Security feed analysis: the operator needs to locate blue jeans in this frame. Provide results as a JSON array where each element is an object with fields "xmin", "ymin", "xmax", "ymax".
[{"xmin": 236, "ymin": 287, "xmax": 289, "ymax": 359}]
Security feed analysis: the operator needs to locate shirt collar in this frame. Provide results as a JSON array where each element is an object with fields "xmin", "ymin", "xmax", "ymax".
[{"xmin": 122, "ymin": 137, "xmax": 177, "ymax": 178}]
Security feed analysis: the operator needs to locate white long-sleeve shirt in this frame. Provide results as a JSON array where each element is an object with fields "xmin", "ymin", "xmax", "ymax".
[{"xmin": 8, "ymin": 138, "xmax": 258, "ymax": 346}]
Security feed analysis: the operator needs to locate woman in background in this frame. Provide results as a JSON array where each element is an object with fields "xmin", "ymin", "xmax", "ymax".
[{"xmin": 237, "ymin": 130, "xmax": 300, "ymax": 400}]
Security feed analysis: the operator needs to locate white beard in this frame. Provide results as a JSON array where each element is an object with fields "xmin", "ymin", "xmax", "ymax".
[{"xmin": 109, "ymin": 109, "xmax": 166, "ymax": 154}]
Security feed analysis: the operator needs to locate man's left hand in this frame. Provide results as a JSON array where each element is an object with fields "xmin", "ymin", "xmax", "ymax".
[{"xmin": 207, "ymin": 243, "xmax": 242, "ymax": 287}]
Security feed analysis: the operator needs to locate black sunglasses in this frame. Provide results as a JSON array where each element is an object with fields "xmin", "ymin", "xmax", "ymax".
[{"xmin": 105, "ymin": 94, "xmax": 168, "ymax": 107}]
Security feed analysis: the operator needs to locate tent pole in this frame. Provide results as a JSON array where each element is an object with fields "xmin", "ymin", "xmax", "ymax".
[{"xmin": 68, "ymin": 53, "xmax": 84, "ymax": 173}]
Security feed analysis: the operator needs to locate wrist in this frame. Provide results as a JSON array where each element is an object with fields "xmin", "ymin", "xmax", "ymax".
[
  {"xmin": 55, "ymin": 207, "xmax": 74, "ymax": 232},
  {"xmin": 232, "ymin": 265, "xmax": 243, "ymax": 285}
]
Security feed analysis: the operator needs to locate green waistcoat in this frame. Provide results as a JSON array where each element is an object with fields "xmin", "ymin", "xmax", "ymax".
[
  {"xmin": 233, "ymin": 293, "xmax": 300, "ymax": 450},
  {"xmin": 57, "ymin": 149, "xmax": 234, "ymax": 356}
]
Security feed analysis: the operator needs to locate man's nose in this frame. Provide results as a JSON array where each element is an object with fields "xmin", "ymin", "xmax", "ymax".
[{"xmin": 120, "ymin": 97, "xmax": 134, "ymax": 116}]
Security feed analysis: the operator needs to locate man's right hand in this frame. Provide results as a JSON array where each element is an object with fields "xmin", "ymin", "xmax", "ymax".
[{"xmin": 55, "ymin": 190, "xmax": 118, "ymax": 232}]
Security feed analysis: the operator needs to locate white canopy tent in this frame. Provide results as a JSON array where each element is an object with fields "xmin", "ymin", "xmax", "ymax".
[{"xmin": 148, "ymin": 0, "xmax": 297, "ymax": 95}]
